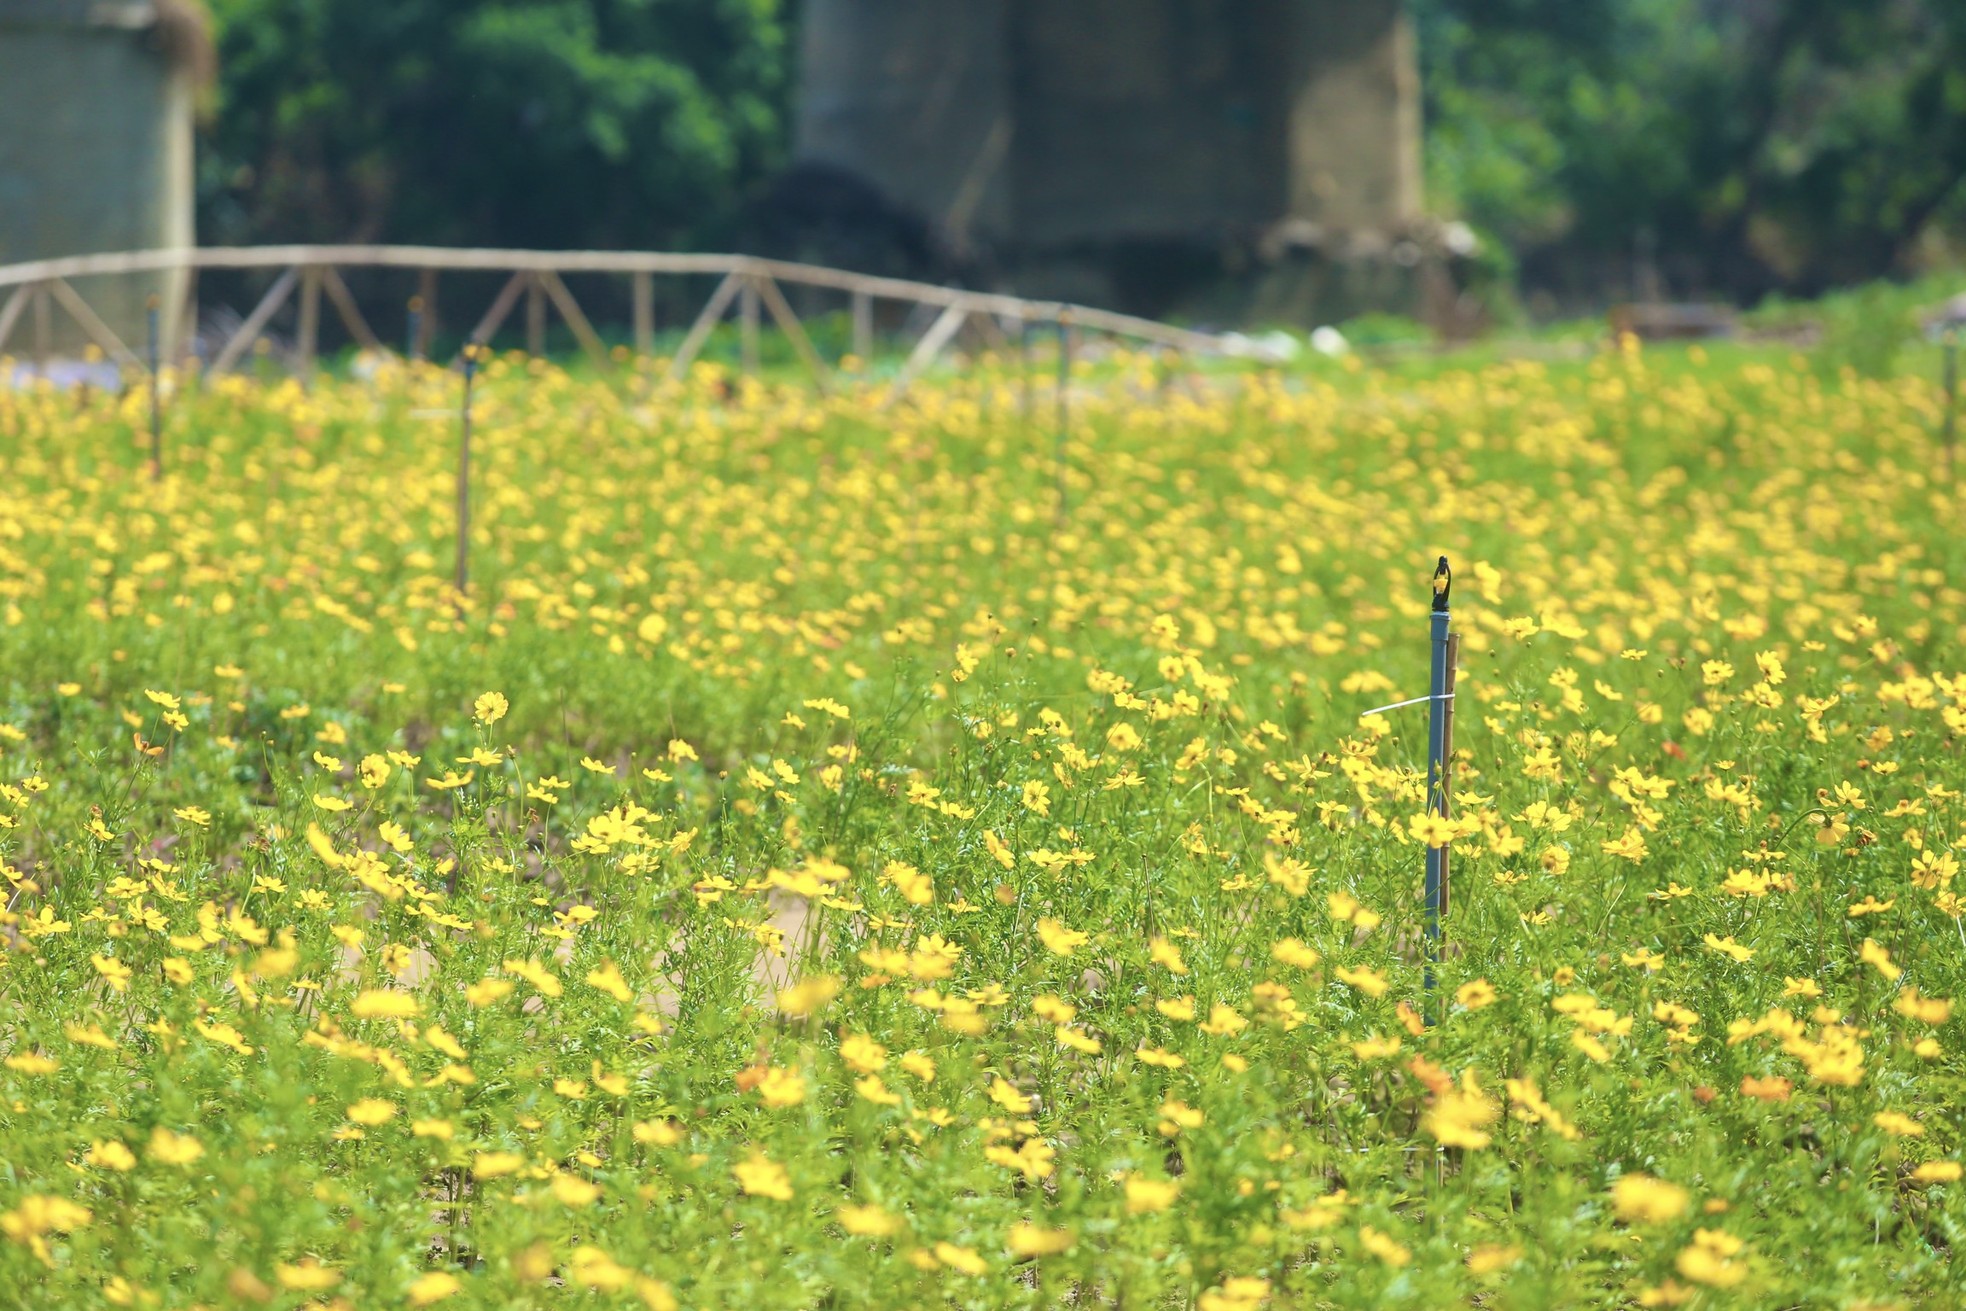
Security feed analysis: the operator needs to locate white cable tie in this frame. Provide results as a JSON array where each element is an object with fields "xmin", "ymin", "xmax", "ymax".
[{"xmin": 1357, "ymin": 692, "xmax": 1454, "ymax": 718}]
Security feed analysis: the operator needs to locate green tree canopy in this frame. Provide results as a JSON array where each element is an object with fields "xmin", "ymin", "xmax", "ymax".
[
  {"xmin": 1415, "ymin": 0, "xmax": 1966, "ymax": 299},
  {"xmin": 198, "ymin": 0, "xmax": 790, "ymax": 250}
]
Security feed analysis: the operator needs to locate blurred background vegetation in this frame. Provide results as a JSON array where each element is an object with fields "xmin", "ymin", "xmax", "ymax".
[{"xmin": 194, "ymin": 0, "xmax": 1966, "ymax": 314}]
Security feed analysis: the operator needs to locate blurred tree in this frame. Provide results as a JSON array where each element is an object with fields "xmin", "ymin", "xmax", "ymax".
[
  {"xmin": 1413, "ymin": 0, "xmax": 1966, "ymax": 302},
  {"xmin": 197, "ymin": 0, "xmax": 790, "ymax": 250}
]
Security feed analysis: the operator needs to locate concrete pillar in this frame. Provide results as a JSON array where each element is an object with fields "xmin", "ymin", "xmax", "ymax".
[
  {"xmin": 1283, "ymin": 0, "xmax": 1423, "ymax": 235},
  {"xmin": 795, "ymin": 0, "xmax": 1013, "ymax": 252},
  {"xmin": 0, "ymin": 0, "xmax": 200, "ymax": 356}
]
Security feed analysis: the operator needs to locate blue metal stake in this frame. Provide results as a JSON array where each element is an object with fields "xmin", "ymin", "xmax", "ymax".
[
  {"xmin": 1424, "ymin": 556, "xmax": 1453, "ymax": 991},
  {"xmin": 408, "ymin": 296, "xmax": 425, "ymax": 363}
]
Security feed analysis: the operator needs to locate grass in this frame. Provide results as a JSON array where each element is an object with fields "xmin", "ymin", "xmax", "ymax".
[{"xmin": 0, "ymin": 338, "xmax": 1961, "ymax": 1308}]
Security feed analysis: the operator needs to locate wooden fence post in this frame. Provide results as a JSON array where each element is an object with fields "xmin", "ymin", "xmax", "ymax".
[
  {"xmin": 739, "ymin": 275, "xmax": 761, "ymax": 376},
  {"xmin": 525, "ymin": 273, "xmax": 547, "ymax": 356},
  {"xmin": 296, "ymin": 265, "xmax": 322, "ymax": 378},
  {"xmin": 632, "ymin": 272, "xmax": 655, "ymax": 358},
  {"xmin": 852, "ymin": 289, "xmax": 873, "ymax": 363}
]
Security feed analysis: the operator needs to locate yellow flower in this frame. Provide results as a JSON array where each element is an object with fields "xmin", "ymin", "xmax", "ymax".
[
  {"xmin": 91, "ymin": 954, "xmax": 133, "ymax": 993},
  {"xmin": 147, "ymin": 1127, "xmax": 205, "ymax": 1166},
  {"xmin": 735, "ymin": 1152, "xmax": 794, "ymax": 1201},
  {"xmin": 1859, "ymin": 938, "xmax": 1902, "ymax": 981},
  {"xmin": 1702, "ymin": 934, "xmax": 1754, "ymax": 962},
  {"xmin": 1612, "ymin": 1174, "xmax": 1690, "ymax": 1224},
  {"xmin": 502, "ymin": 958, "xmax": 564, "ymax": 998},
  {"xmin": 84, "ymin": 1141, "xmax": 137, "ymax": 1172},
  {"xmin": 551, "ymin": 1173, "xmax": 601, "ymax": 1206},
  {"xmin": 1333, "ymin": 965, "xmax": 1390, "ymax": 997},
  {"xmin": 1037, "ymin": 917, "xmax": 1089, "ymax": 956},
  {"xmin": 1006, "ymin": 1223, "xmax": 1076, "ymax": 1257},
  {"xmin": 1673, "ymin": 1229, "xmax": 1745, "ymax": 1288},
  {"xmin": 1467, "ymin": 1244, "xmax": 1522, "ymax": 1274},
  {"xmin": 350, "ymin": 989, "xmax": 420, "ymax": 1019},
  {"xmin": 1455, "ymin": 978, "xmax": 1498, "ymax": 1010},
  {"xmin": 472, "ymin": 691, "xmax": 509, "ymax": 724},
  {"xmin": 1, "ymin": 1194, "xmax": 92, "ymax": 1264},
  {"xmin": 346, "ymin": 1098, "xmax": 397, "ymax": 1127},
  {"xmin": 754, "ymin": 1066, "xmax": 808, "ymax": 1108},
  {"xmin": 1149, "ymin": 937, "xmax": 1188, "ymax": 975},
  {"xmin": 471, "ymin": 1152, "xmax": 525, "ymax": 1179},
  {"xmin": 275, "ymin": 1261, "xmax": 340, "ymax": 1291},
  {"xmin": 837, "ymin": 1203, "xmax": 902, "ymax": 1237},
  {"xmin": 586, "ymin": 959, "xmax": 634, "ymax": 1003},
  {"xmin": 1359, "ymin": 1225, "xmax": 1411, "ymax": 1267},
  {"xmin": 406, "ymin": 1271, "xmax": 462, "ymax": 1305},
  {"xmin": 1124, "ymin": 1175, "xmax": 1180, "ymax": 1214},
  {"xmin": 1873, "ymin": 1111, "xmax": 1923, "ymax": 1137},
  {"xmin": 1422, "ymin": 1072, "xmax": 1498, "ymax": 1149},
  {"xmin": 1270, "ymin": 937, "xmax": 1320, "ymax": 968},
  {"xmin": 776, "ymin": 974, "xmax": 839, "ymax": 1016}
]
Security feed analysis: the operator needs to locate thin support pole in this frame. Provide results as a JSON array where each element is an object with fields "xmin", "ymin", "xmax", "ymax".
[
  {"xmin": 631, "ymin": 272, "xmax": 654, "ymax": 359},
  {"xmin": 407, "ymin": 296, "xmax": 424, "ymax": 362},
  {"xmin": 455, "ymin": 348, "xmax": 479, "ymax": 598},
  {"xmin": 146, "ymin": 296, "xmax": 162, "ymax": 480},
  {"xmin": 1424, "ymin": 556, "xmax": 1454, "ymax": 993}
]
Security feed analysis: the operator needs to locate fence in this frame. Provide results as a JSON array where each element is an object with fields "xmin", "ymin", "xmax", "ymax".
[{"xmin": 0, "ymin": 245, "xmax": 1244, "ymax": 390}]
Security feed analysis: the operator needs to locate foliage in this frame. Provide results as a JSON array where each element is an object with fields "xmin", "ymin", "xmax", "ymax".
[
  {"xmin": 197, "ymin": 0, "xmax": 791, "ymax": 251},
  {"xmin": 0, "ymin": 344, "xmax": 1963, "ymax": 1306},
  {"xmin": 1413, "ymin": 0, "xmax": 1966, "ymax": 301}
]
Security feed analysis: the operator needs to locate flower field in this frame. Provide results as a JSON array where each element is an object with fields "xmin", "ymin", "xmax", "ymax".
[{"xmin": 0, "ymin": 342, "xmax": 1961, "ymax": 1308}]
